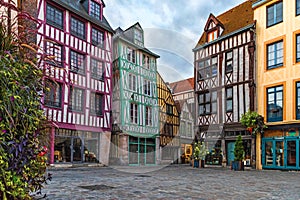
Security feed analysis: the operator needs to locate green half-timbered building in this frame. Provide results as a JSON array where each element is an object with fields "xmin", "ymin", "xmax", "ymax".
[
  {"xmin": 157, "ymin": 73, "xmax": 180, "ymax": 164},
  {"xmin": 111, "ymin": 23, "xmax": 160, "ymax": 165}
]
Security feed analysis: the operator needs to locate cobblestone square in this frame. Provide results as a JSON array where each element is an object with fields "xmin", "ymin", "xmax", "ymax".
[{"xmin": 34, "ymin": 165, "xmax": 300, "ymax": 200}]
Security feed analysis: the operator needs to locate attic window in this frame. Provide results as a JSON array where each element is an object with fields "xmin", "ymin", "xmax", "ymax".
[
  {"xmin": 90, "ymin": 0, "xmax": 101, "ymax": 19},
  {"xmin": 134, "ymin": 29, "xmax": 143, "ymax": 46},
  {"xmin": 208, "ymin": 30, "xmax": 218, "ymax": 42}
]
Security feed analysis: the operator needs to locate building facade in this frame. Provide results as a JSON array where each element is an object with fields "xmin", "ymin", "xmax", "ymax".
[
  {"xmin": 254, "ymin": 0, "xmax": 300, "ymax": 170},
  {"xmin": 169, "ymin": 78, "xmax": 195, "ymax": 163},
  {"xmin": 193, "ymin": 0, "xmax": 256, "ymax": 167},
  {"xmin": 35, "ymin": 0, "xmax": 114, "ymax": 165},
  {"xmin": 111, "ymin": 23, "xmax": 160, "ymax": 166},
  {"xmin": 157, "ymin": 73, "xmax": 180, "ymax": 164}
]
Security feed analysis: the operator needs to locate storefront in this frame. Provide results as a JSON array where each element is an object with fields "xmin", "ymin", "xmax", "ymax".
[
  {"xmin": 54, "ymin": 129, "xmax": 100, "ymax": 163},
  {"xmin": 262, "ymin": 136, "xmax": 300, "ymax": 170},
  {"xmin": 129, "ymin": 136, "xmax": 156, "ymax": 165}
]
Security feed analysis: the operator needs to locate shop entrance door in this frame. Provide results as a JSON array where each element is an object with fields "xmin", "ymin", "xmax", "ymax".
[
  {"xmin": 227, "ymin": 142, "xmax": 235, "ymax": 166},
  {"xmin": 71, "ymin": 137, "xmax": 83, "ymax": 162},
  {"xmin": 285, "ymin": 139, "xmax": 298, "ymax": 168}
]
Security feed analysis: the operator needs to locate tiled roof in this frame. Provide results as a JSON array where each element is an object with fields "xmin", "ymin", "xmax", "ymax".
[
  {"xmin": 169, "ymin": 77, "xmax": 194, "ymax": 94},
  {"xmin": 195, "ymin": 0, "xmax": 254, "ymax": 48}
]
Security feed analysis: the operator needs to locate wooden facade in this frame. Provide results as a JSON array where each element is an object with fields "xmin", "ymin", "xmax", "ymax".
[
  {"xmin": 111, "ymin": 23, "xmax": 160, "ymax": 165},
  {"xmin": 193, "ymin": 1, "xmax": 256, "ymax": 167},
  {"xmin": 157, "ymin": 73, "xmax": 180, "ymax": 164},
  {"xmin": 35, "ymin": 0, "xmax": 114, "ymax": 165}
]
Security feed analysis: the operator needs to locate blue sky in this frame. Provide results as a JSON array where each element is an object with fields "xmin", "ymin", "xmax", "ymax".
[{"xmin": 104, "ymin": 0, "xmax": 245, "ymax": 83}]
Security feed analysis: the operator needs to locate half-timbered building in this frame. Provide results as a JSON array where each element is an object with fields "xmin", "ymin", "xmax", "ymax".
[
  {"xmin": 111, "ymin": 23, "xmax": 160, "ymax": 165},
  {"xmin": 34, "ymin": 0, "xmax": 114, "ymax": 165},
  {"xmin": 157, "ymin": 73, "xmax": 180, "ymax": 164},
  {"xmin": 193, "ymin": 0, "xmax": 256, "ymax": 167}
]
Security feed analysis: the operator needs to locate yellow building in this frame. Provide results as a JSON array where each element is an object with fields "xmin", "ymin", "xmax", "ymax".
[{"xmin": 254, "ymin": 0, "xmax": 300, "ymax": 170}]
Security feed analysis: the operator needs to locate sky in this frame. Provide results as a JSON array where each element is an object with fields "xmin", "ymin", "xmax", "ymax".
[{"xmin": 104, "ymin": 0, "xmax": 245, "ymax": 83}]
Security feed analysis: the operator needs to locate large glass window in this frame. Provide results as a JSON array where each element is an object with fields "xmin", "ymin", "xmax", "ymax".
[
  {"xmin": 130, "ymin": 103, "xmax": 138, "ymax": 124},
  {"xmin": 267, "ymin": 1, "xmax": 283, "ymax": 27},
  {"xmin": 267, "ymin": 85, "xmax": 283, "ymax": 122},
  {"xmin": 71, "ymin": 17, "xmax": 85, "ymax": 39},
  {"xmin": 91, "ymin": 28, "xmax": 104, "ymax": 48},
  {"xmin": 199, "ymin": 92, "xmax": 216, "ymax": 115},
  {"xmin": 46, "ymin": 4, "xmax": 63, "ymax": 29},
  {"xmin": 267, "ymin": 40, "xmax": 283, "ymax": 70},
  {"xmin": 45, "ymin": 41, "xmax": 63, "ymax": 66},
  {"xmin": 91, "ymin": 59, "xmax": 104, "ymax": 80},
  {"xmin": 44, "ymin": 80, "xmax": 62, "ymax": 108},
  {"xmin": 297, "ymin": 0, "xmax": 300, "ymax": 16},
  {"xmin": 90, "ymin": 93, "xmax": 103, "ymax": 116},
  {"xmin": 296, "ymin": 82, "xmax": 300, "ymax": 119},
  {"xmin": 226, "ymin": 87, "xmax": 233, "ymax": 112},
  {"xmin": 70, "ymin": 50, "xmax": 85, "ymax": 74},
  {"xmin": 90, "ymin": 0, "xmax": 101, "ymax": 19},
  {"xmin": 69, "ymin": 87, "xmax": 84, "ymax": 112},
  {"xmin": 197, "ymin": 57, "xmax": 217, "ymax": 80}
]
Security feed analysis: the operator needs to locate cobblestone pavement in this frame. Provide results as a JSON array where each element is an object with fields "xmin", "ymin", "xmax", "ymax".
[{"xmin": 33, "ymin": 164, "xmax": 300, "ymax": 200}]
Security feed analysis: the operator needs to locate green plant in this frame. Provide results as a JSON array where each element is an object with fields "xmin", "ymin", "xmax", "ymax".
[
  {"xmin": 193, "ymin": 142, "xmax": 207, "ymax": 160},
  {"xmin": 240, "ymin": 110, "xmax": 267, "ymax": 135},
  {"xmin": 0, "ymin": 3, "xmax": 51, "ymax": 199},
  {"xmin": 234, "ymin": 135, "xmax": 245, "ymax": 161}
]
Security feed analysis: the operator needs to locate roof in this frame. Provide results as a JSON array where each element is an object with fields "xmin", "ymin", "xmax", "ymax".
[
  {"xmin": 53, "ymin": 0, "xmax": 114, "ymax": 33},
  {"xmin": 195, "ymin": 0, "xmax": 254, "ymax": 48},
  {"xmin": 169, "ymin": 77, "xmax": 194, "ymax": 94}
]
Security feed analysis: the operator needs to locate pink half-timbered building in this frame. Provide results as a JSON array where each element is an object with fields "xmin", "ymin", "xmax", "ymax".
[{"xmin": 35, "ymin": 0, "xmax": 114, "ymax": 165}]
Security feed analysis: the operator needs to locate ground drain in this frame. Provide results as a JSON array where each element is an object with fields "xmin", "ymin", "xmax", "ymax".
[
  {"xmin": 79, "ymin": 184, "xmax": 115, "ymax": 191},
  {"xmin": 136, "ymin": 174, "xmax": 151, "ymax": 177}
]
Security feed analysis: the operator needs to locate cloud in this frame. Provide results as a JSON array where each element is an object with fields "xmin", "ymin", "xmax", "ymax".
[{"xmin": 104, "ymin": 0, "xmax": 245, "ymax": 82}]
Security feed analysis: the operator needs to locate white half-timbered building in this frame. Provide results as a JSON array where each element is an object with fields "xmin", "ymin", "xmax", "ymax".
[
  {"xmin": 193, "ymin": 0, "xmax": 256, "ymax": 167},
  {"xmin": 35, "ymin": 0, "xmax": 114, "ymax": 165}
]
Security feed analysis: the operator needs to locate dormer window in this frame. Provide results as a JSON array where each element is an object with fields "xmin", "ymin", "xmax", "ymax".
[
  {"xmin": 90, "ymin": 0, "xmax": 101, "ymax": 19},
  {"xmin": 134, "ymin": 29, "xmax": 143, "ymax": 46},
  {"xmin": 208, "ymin": 30, "xmax": 218, "ymax": 42}
]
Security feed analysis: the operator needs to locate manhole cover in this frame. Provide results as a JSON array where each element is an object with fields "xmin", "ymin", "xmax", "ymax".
[{"xmin": 79, "ymin": 184, "xmax": 115, "ymax": 191}]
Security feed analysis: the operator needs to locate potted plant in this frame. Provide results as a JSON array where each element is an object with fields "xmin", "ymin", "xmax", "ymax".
[
  {"xmin": 193, "ymin": 142, "xmax": 207, "ymax": 168},
  {"xmin": 232, "ymin": 135, "xmax": 245, "ymax": 171},
  {"xmin": 240, "ymin": 110, "xmax": 267, "ymax": 136}
]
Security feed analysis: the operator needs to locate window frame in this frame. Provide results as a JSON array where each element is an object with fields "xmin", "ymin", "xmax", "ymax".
[
  {"xmin": 45, "ymin": 41, "xmax": 63, "ymax": 67},
  {"xmin": 267, "ymin": 40, "xmax": 283, "ymax": 70},
  {"xmin": 91, "ymin": 27, "xmax": 104, "ymax": 48},
  {"xmin": 225, "ymin": 51, "xmax": 233, "ymax": 73},
  {"xmin": 128, "ymin": 73, "xmax": 137, "ymax": 92},
  {"xmin": 90, "ymin": 0, "xmax": 101, "ymax": 19},
  {"xmin": 145, "ymin": 106, "xmax": 152, "ymax": 126},
  {"xmin": 297, "ymin": 0, "xmax": 300, "ymax": 16},
  {"xmin": 144, "ymin": 79, "xmax": 151, "ymax": 96},
  {"xmin": 46, "ymin": 3, "xmax": 63, "ymax": 29},
  {"xmin": 296, "ymin": 34, "xmax": 300, "ymax": 63},
  {"xmin": 197, "ymin": 56, "xmax": 217, "ymax": 80},
  {"xmin": 70, "ymin": 50, "xmax": 85, "ymax": 75},
  {"xmin": 130, "ymin": 103, "xmax": 138, "ymax": 124},
  {"xmin": 127, "ymin": 47, "xmax": 136, "ymax": 63},
  {"xmin": 70, "ymin": 17, "xmax": 86, "ymax": 40},
  {"xmin": 296, "ymin": 82, "xmax": 300, "ymax": 120},
  {"xmin": 90, "ymin": 92, "xmax": 103, "ymax": 116},
  {"xmin": 226, "ymin": 87, "xmax": 233, "ymax": 112},
  {"xmin": 267, "ymin": 1, "xmax": 283, "ymax": 27},
  {"xmin": 267, "ymin": 85, "xmax": 283, "ymax": 122},
  {"xmin": 69, "ymin": 87, "xmax": 84, "ymax": 112},
  {"xmin": 91, "ymin": 58, "xmax": 104, "ymax": 80},
  {"xmin": 166, "ymin": 104, "xmax": 173, "ymax": 115},
  {"xmin": 44, "ymin": 80, "xmax": 62, "ymax": 108}
]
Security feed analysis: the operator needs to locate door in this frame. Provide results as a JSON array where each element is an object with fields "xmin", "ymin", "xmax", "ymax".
[
  {"xmin": 286, "ymin": 140, "xmax": 297, "ymax": 167},
  {"xmin": 72, "ymin": 137, "xmax": 83, "ymax": 162},
  {"xmin": 227, "ymin": 142, "xmax": 235, "ymax": 165}
]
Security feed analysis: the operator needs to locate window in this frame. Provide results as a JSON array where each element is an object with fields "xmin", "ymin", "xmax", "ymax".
[
  {"xmin": 145, "ymin": 106, "xmax": 152, "ymax": 126},
  {"xmin": 71, "ymin": 17, "xmax": 85, "ymax": 39},
  {"xmin": 69, "ymin": 87, "xmax": 84, "ymax": 112},
  {"xmin": 144, "ymin": 79, "xmax": 151, "ymax": 96},
  {"xmin": 164, "ymin": 123, "xmax": 173, "ymax": 136},
  {"xmin": 70, "ymin": 50, "xmax": 85, "ymax": 74},
  {"xmin": 90, "ymin": 1, "xmax": 101, "ymax": 19},
  {"xmin": 166, "ymin": 104, "xmax": 173, "ymax": 115},
  {"xmin": 226, "ymin": 87, "xmax": 233, "ymax": 112},
  {"xmin": 296, "ymin": 82, "xmax": 300, "ymax": 119},
  {"xmin": 44, "ymin": 80, "xmax": 62, "ymax": 108},
  {"xmin": 267, "ymin": 40, "xmax": 283, "ymax": 70},
  {"xmin": 134, "ymin": 29, "xmax": 143, "ymax": 46},
  {"xmin": 197, "ymin": 57, "xmax": 217, "ymax": 80},
  {"xmin": 91, "ymin": 59, "xmax": 104, "ymax": 80},
  {"xmin": 46, "ymin": 4, "xmax": 63, "ymax": 29},
  {"xmin": 199, "ymin": 92, "xmax": 216, "ymax": 115},
  {"xmin": 296, "ymin": 34, "xmax": 300, "ymax": 63},
  {"xmin": 130, "ymin": 103, "xmax": 138, "ymax": 124},
  {"xmin": 267, "ymin": 85, "xmax": 283, "ymax": 122},
  {"xmin": 208, "ymin": 30, "xmax": 218, "ymax": 42},
  {"xmin": 225, "ymin": 51, "xmax": 233, "ymax": 73},
  {"xmin": 267, "ymin": 1, "xmax": 283, "ymax": 27},
  {"xmin": 297, "ymin": 0, "xmax": 300, "ymax": 16},
  {"xmin": 128, "ymin": 74, "xmax": 136, "ymax": 91},
  {"xmin": 91, "ymin": 28, "xmax": 104, "ymax": 48},
  {"xmin": 127, "ymin": 47, "xmax": 136, "ymax": 63},
  {"xmin": 90, "ymin": 93, "xmax": 103, "ymax": 116},
  {"xmin": 143, "ymin": 54, "xmax": 150, "ymax": 69},
  {"xmin": 45, "ymin": 41, "xmax": 63, "ymax": 66}
]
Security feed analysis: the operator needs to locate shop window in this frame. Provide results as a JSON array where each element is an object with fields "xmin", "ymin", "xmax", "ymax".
[
  {"xmin": 267, "ymin": 40, "xmax": 283, "ymax": 70},
  {"xmin": 267, "ymin": 85, "xmax": 283, "ymax": 122},
  {"xmin": 267, "ymin": 1, "xmax": 283, "ymax": 27}
]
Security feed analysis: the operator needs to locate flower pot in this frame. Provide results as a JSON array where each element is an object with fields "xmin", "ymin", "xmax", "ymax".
[
  {"xmin": 231, "ymin": 161, "xmax": 244, "ymax": 171},
  {"xmin": 193, "ymin": 159, "xmax": 199, "ymax": 168}
]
